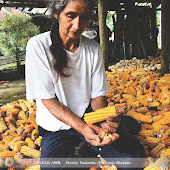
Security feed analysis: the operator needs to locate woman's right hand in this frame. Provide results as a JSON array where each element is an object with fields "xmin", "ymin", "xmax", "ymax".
[{"xmin": 82, "ymin": 124, "xmax": 119, "ymax": 146}]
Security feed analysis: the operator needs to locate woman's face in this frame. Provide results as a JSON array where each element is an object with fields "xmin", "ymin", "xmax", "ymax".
[{"xmin": 55, "ymin": 0, "xmax": 90, "ymax": 40}]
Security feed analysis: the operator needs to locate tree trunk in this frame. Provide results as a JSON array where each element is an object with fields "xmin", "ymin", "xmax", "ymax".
[
  {"xmin": 98, "ymin": 0, "xmax": 109, "ymax": 70},
  {"xmin": 161, "ymin": 0, "xmax": 170, "ymax": 74}
]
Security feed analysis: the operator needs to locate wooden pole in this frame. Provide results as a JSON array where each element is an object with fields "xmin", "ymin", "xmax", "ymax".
[
  {"xmin": 161, "ymin": 0, "xmax": 170, "ymax": 74},
  {"xmin": 98, "ymin": 0, "xmax": 108, "ymax": 70}
]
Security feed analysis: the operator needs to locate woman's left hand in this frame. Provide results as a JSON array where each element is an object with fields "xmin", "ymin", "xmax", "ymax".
[{"xmin": 100, "ymin": 116, "xmax": 121, "ymax": 134}]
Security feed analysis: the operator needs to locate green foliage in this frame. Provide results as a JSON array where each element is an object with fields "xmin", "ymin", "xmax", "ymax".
[
  {"xmin": 0, "ymin": 13, "xmax": 39, "ymax": 57},
  {"xmin": 106, "ymin": 12, "xmax": 114, "ymax": 32}
]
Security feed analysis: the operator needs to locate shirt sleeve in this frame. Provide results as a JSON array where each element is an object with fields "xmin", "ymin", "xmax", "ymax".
[
  {"xmin": 90, "ymin": 46, "xmax": 109, "ymax": 99},
  {"xmin": 25, "ymin": 37, "xmax": 56, "ymax": 100}
]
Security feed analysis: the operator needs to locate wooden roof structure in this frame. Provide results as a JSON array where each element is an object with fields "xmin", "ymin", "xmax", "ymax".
[{"xmin": 0, "ymin": 0, "xmax": 161, "ymax": 9}]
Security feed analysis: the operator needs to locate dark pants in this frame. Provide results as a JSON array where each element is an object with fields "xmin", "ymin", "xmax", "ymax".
[{"xmin": 38, "ymin": 124, "xmax": 145, "ymax": 170}]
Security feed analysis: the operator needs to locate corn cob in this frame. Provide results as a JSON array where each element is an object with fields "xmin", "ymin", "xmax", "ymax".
[
  {"xmin": 149, "ymin": 143, "xmax": 165, "ymax": 157},
  {"xmin": 8, "ymin": 136, "xmax": 21, "ymax": 148},
  {"xmin": 161, "ymin": 148, "xmax": 170, "ymax": 157},
  {"xmin": 3, "ymin": 136, "xmax": 14, "ymax": 147},
  {"xmin": 16, "ymin": 119, "xmax": 27, "ymax": 126},
  {"xmin": 4, "ymin": 116, "xmax": 16, "ymax": 124},
  {"xmin": 7, "ymin": 109, "xmax": 20, "ymax": 116},
  {"xmin": 148, "ymin": 102, "xmax": 161, "ymax": 108},
  {"xmin": 152, "ymin": 122, "xmax": 164, "ymax": 134},
  {"xmin": 1, "ymin": 103, "xmax": 15, "ymax": 112},
  {"xmin": 157, "ymin": 116, "xmax": 170, "ymax": 125},
  {"xmin": 18, "ymin": 111, "xmax": 28, "ymax": 120},
  {"xmin": 8, "ymin": 124, "xmax": 17, "ymax": 132},
  {"xmin": 144, "ymin": 137, "xmax": 161, "ymax": 145},
  {"xmin": 25, "ymin": 137, "xmax": 36, "ymax": 149},
  {"xmin": 152, "ymin": 115, "xmax": 163, "ymax": 122},
  {"xmin": 11, "ymin": 141, "xmax": 26, "ymax": 152},
  {"xmin": 27, "ymin": 116, "xmax": 38, "ymax": 129},
  {"xmin": 84, "ymin": 105, "xmax": 124, "ymax": 124},
  {"xmin": 18, "ymin": 102, "xmax": 28, "ymax": 112},
  {"xmin": 24, "ymin": 124, "xmax": 34, "ymax": 133},
  {"xmin": 138, "ymin": 130, "xmax": 154, "ymax": 137},
  {"xmin": 34, "ymin": 136, "xmax": 42, "ymax": 147},
  {"xmin": 24, "ymin": 100, "xmax": 33, "ymax": 109},
  {"xmin": 126, "ymin": 111, "xmax": 152, "ymax": 123},
  {"xmin": 143, "ymin": 157, "xmax": 169, "ymax": 170},
  {"xmin": 0, "ymin": 151, "xmax": 16, "ymax": 158},
  {"xmin": 0, "ymin": 120, "xmax": 7, "ymax": 133},
  {"xmin": 24, "ymin": 164, "xmax": 40, "ymax": 170},
  {"xmin": 161, "ymin": 138, "xmax": 170, "ymax": 146},
  {"xmin": 17, "ymin": 124, "xmax": 25, "ymax": 135},
  {"xmin": 28, "ymin": 107, "xmax": 36, "ymax": 118},
  {"xmin": 31, "ymin": 129, "xmax": 39, "ymax": 141},
  {"xmin": 20, "ymin": 146, "xmax": 41, "ymax": 158},
  {"xmin": 4, "ymin": 130, "xmax": 19, "ymax": 138},
  {"xmin": 4, "ymin": 158, "xmax": 14, "ymax": 167}
]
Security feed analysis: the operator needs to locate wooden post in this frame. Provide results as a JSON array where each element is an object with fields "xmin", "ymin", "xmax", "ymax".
[
  {"xmin": 98, "ymin": 0, "xmax": 109, "ymax": 70},
  {"xmin": 161, "ymin": 0, "xmax": 170, "ymax": 74}
]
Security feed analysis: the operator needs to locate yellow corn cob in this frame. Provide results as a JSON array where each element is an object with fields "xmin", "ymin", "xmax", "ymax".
[
  {"xmin": 31, "ymin": 129, "xmax": 39, "ymax": 141},
  {"xmin": 24, "ymin": 164, "xmax": 40, "ymax": 170},
  {"xmin": 157, "ymin": 116, "xmax": 170, "ymax": 125},
  {"xmin": 11, "ymin": 141, "xmax": 26, "ymax": 152},
  {"xmin": 144, "ymin": 157, "xmax": 169, "ymax": 170},
  {"xmin": 0, "ymin": 120, "xmax": 7, "ymax": 133},
  {"xmin": 8, "ymin": 124, "xmax": 17, "ymax": 132},
  {"xmin": 0, "ymin": 143, "xmax": 8, "ymax": 149},
  {"xmin": 23, "ymin": 100, "xmax": 33, "ymax": 109},
  {"xmin": 25, "ymin": 137, "xmax": 36, "ymax": 149},
  {"xmin": 18, "ymin": 111, "xmax": 28, "ymax": 120},
  {"xmin": 161, "ymin": 138, "xmax": 170, "ymax": 146},
  {"xmin": 24, "ymin": 124, "xmax": 34, "ymax": 133},
  {"xmin": 162, "ymin": 97, "xmax": 170, "ymax": 106},
  {"xmin": 4, "ymin": 130, "xmax": 19, "ymax": 138},
  {"xmin": 1, "ymin": 103, "xmax": 16, "ymax": 112},
  {"xmin": 3, "ymin": 136, "xmax": 14, "ymax": 147},
  {"xmin": 16, "ymin": 119, "xmax": 27, "ymax": 126},
  {"xmin": 126, "ymin": 111, "xmax": 152, "ymax": 123},
  {"xmin": 8, "ymin": 136, "xmax": 21, "ymax": 148},
  {"xmin": 7, "ymin": 109, "xmax": 20, "ymax": 116},
  {"xmin": 161, "ymin": 148, "xmax": 170, "ymax": 157},
  {"xmin": 20, "ymin": 146, "xmax": 41, "ymax": 158},
  {"xmin": 152, "ymin": 115, "xmax": 163, "ymax": 122},
  {"xmin": 0, "ymin": 151, "xmax": 16, "ymax": 158},
  {"xmin": 148, "ymin": 102, "xmax": 161, "ymax": 108},
  {"xmin": 152, "ymin": 122, "xmax": 164, "ymax": 134},
  {"xmin": 149, "ymin": 143, "xmax": 165, "ymax": 157},
  {"xmin": 138, "ymin": 130, "xmax": 154, "ymax": 137},
  {"xmin": 4, "ymin": 157, "xmax": 14, "ymax": 167},
  {"xmin": 28, "ymin": 107, "xmax": 36, "ymax": 118},
  {"xmin": 27, "ymin": 117, "xmax": 38, "ymax": 129},
  {"xmin": 158, "ymin": 129, "xmax": 170, "ymax": 140},
  {"xmin": 19, "ymin": 102, "xmax": 28, "ymax": 112},
  {"xmin": 141, "ymin": 123, "xmax": 153, "ymax": 130},
  {"xmin": 34, "ymin": 136, "xmax": 43, "ymax": 147},
  {"xmin": 17, "ymin": 124, "xmax": 25, "ymax": 135},
  {"xmin": 84, "ymin": 106, "xmax": 119, "ymax": 124},
  {"xmin": 145, "ymin": 137, "xmax": 161, "ymax": 145}
]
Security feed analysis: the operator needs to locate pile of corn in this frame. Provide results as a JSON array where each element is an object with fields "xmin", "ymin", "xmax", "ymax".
[
  {"xmin": 0, "ymin": 99, "xmax": 41, "ymax": 169},
  {"xmin": 108, "ymin": 57, "xmax": 161, "ymax": 72},
  {"xmin": 105, "ymin": 69, "xmax": 170, "ymax": 169}
]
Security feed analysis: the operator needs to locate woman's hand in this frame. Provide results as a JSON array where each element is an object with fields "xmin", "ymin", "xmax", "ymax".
[
  {"xmin": 82, "ymin": 124, "xmax": 119, "ymax": 146},
  {"xmin": 100, "ymin": 116, "xmax": 121, "ymax": 134}
]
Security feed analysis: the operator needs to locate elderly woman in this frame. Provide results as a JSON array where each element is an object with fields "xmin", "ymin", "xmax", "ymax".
[{"xmin": 26, "ymin": 0, "xmax": 145, "ymax": 169}]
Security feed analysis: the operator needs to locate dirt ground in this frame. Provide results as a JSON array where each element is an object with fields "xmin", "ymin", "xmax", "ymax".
[{"xmin": 0, "ymin": 79, "xmax": 26, "ymax": 106}]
